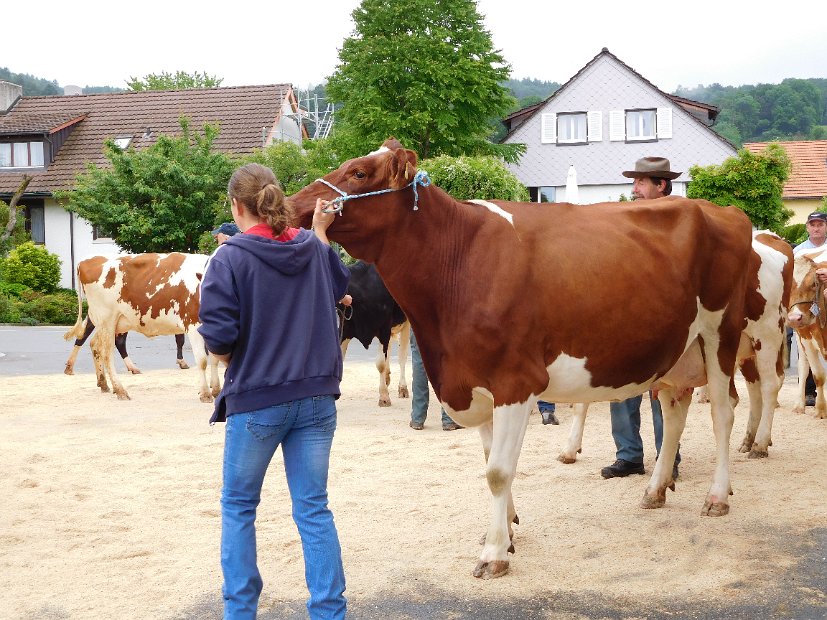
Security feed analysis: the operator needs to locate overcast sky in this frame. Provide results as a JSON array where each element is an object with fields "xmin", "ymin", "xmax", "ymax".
[{"xmin": 4, "ymin": 0, "xmax": 826, "ymax": 95}]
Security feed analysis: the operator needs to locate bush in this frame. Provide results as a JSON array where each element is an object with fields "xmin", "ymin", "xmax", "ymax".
[
  {"xmin": 1, "ymin": 242, "xmax": 62, "ymax": 292},
  {"xmin": 421, "ymin": 155, "xmax": 530, "ymax": 201},
  {"xmin": 0, "ymin": 293, "xmax": 21, "ymax": 323},
  {"xmin": 780, "ymin": 222, "xmax": 807, "ymax": 247},
  {"xmin": 21, "ymin": 290, "xmax": 79, "ymax": 324},
  {"xmin": 0, "ymin": 281, "xmax": 30, "ymax": 298}
]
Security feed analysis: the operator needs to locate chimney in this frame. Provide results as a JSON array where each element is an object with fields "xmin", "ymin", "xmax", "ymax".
[{"xmin": 0, "ymin": 80, "xmax": 23, "ymax": 113}]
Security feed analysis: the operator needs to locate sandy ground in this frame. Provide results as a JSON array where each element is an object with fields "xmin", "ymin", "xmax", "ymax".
[{"xmin": 2, "ymin": 357, "xmax": 827, "ymax": 620}]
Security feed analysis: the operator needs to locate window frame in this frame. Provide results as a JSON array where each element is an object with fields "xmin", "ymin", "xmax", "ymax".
[
  {"xmin": 556, "ymin": 112, "xmax": 588, "ymax": 145},
  {"xmin": 0, "ymin": 140, "xmax": 47, "ymax": 168},
  {"xmin": 625, "ymin": 108, "xmax": 657, "ymax": 142}
]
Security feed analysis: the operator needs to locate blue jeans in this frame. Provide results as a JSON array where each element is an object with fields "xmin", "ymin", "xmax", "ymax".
[
  {"xmin": 609, "ymin": 393, "xmax": 681, "ymax": 465},
  {"xmin": 410, "ymin": 331, "xmax": 454, "ymax": 426},
  {"xmin": 221, "ymin": 395, "xmax": 346, "ymax": 620},
  {"xmin": 537, "ymin": 400, "xmax": 555, "ymax": 412}
]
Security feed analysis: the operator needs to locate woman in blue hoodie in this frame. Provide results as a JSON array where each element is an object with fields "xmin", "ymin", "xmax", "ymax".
[{"xmin": 198, "ymin": 163, "xmax": 350, "ymax": 620}]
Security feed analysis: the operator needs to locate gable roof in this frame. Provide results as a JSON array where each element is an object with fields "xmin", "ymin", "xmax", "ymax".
[
  {"xmin": 0, "ymin": 84, "xmax": 297, "ymax": 195},
  {"xmin": 501, "ymin": 48, "xmax": 730, "ymax": 149},
  {"xmin": 744, "ymin": 140, "xmax": 827, "ymax": 199}
]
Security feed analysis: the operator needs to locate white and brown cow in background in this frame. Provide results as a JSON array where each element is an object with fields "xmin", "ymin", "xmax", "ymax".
[
  {"xmin": 787, "ymin": 247, "xmax": 827, "ymax": 419},
  {"xmin": 64, "ymin": 253, "xmax": 220, "ymax": 402},
  {"xmin": 287, "ymin": 138, "xmax": 755, "ymax": 579},
  {"xmin": 557, "ymin": 230, "xmax": 793, "ymax": 463}
]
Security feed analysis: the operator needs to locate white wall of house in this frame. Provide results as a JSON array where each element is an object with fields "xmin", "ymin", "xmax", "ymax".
[
  {"xmin": 504, "ymin": 53, "xmax": 735, "ymax": 200},
  {"xmin": 44, "ymin": 199, "xmax": 120, "ymax": 289},
  {"xmin": 565, "ymin": 182, "xmax": 687, "ymax": 205},
  {"xmin": 266, "ymin": 99, "xmax": 303, "ymax": 145}
]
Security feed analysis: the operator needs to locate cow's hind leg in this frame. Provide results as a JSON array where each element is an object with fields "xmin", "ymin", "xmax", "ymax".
[
  {"xmin": 641, "ymin": 387, "xmax": 689, "ymax": 509},
  {"xmin": 116, "ymin": 333, "xmax": 141, "ymax": 374},
  {"xmin": 558, "ymin": 402, "xmax": 589, "ymax": 463},
  {"xmin": 187, "ymin": 327, "xmax": 214, "ymax": 402},
  {"xmin": 175, "ymin": 333, "xmax": 190, "ymax": 369},
  {"xmin": 93, "ymin": 328, "xmax": 130, "ymax": 400},
  {"xmin": 473, "ymin": 402, "xmax": 532, "ymax": 579},
  {"xmin": 396, "ymin": 322, "xmax": 410, "ymax": 399},
  {"xmin": 375, "ymin": 342, "xmax": 392, "ymax": 407}
]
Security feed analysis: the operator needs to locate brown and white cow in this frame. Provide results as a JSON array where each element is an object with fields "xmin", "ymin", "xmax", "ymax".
[
  {"xmin": 557, "ymin": 230, "xmax": 793, "ymax": 463},
  {"xmin": 786, "ymin": 247, "xmax": 827, "ymax": 419},
  {"xmin": 64, "ymin": 253, "xmax": 220, "ymax": 402},
  {"xmin": 287, "ymin": 139, "xmax": 753, "ymax": 579},
  {"xmin": 340, "ymin": 260, "xmax": 410, "ymax": 407}
]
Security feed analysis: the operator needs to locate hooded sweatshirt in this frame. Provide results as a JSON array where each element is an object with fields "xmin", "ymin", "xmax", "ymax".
[{"xmin": 198, "ymin": 227, "xmax": 350, "ymax": 423}]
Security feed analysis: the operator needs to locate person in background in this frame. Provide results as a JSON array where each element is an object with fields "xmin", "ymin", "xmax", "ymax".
[
  {"xmin": 212, "ymin": 221, "xmax": 240, "ymax": 244},
  {"xmin": 409, "ymin": 330, "xmax": 463, "ymax": 431},
  {"xmin": 793, "ymin": 212, "xmax": 827, "ymax": 407},
  {"xmin": 536, "ymin": 400, "xmax": 559, "ymax": 425},
  {"xmin": 198, "ymin": 163, "xmax": 350, "ymax": 620},
  {"xmin": 601, "ymin": 157, "xmax": 682, "ymax": 480}
]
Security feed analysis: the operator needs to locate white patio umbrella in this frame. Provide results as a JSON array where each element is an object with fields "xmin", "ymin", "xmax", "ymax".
[{"xmin": 565, "ymin": 164, "xmax": 580, "ymax": 204}]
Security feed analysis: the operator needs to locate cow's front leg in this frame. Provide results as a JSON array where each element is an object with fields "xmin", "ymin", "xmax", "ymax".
[
  {"xmin": 375, "ymin": 343, "xmax": 392, "ymax": 407},
  {"xmin": 473, "ymin": 403, "xmax": 531, "ymax": 579},
  {"xmin": 187, "ymin": 327, "xmax": 214, "ymax": 403},
  {"xmin": 792, "ymin": 336, "xmax": 808, "ymax": 413},
  {"xmin": 701, "ymin": 373, "xmax": 736, "ymax": 516},
  {"xmin": 396, "ymin": 322, "xmax": 410, "ymax": 399},
  {"xmin": 641, "ymin": 387, "xmax": 689, "ymax": 509},
  {"xmin": 558, "ymin": 402, "xmax": 589, "ymax": 464}
]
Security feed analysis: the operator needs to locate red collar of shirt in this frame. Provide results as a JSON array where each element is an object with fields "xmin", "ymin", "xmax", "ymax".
[{"xmin": 243, "ymin": 224, "xmax": 300, "ymax": 242}]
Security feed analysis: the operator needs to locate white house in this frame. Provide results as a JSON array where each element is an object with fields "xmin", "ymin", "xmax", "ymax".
[{"xmin": 501, "ymin": 48, "xmax": 737, "ymax": 203}]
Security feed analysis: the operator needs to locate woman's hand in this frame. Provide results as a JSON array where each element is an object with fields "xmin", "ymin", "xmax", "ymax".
[{"xmin": 312, "ymin": 198, "xmax": 335, "ymax": 244}]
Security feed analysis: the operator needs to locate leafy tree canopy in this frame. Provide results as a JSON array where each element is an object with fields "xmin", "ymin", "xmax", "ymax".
[
  {"xmin": 0, "ymin": 67, "xmax": 60, "ymax": 96},
  {"xmin": 326, "ymin": 0, "xmax": 523, "ymax": 162},
  {"xmin": 58, "ymin": 118, "xmax": 236, "ymax": 253},
  {"xmin": 126, "ymin": 71, "xmax": 223, "ymax": 91},
  {"xmin": 686, "ymin": 143, "xmax": 792, "ymax": 232}
]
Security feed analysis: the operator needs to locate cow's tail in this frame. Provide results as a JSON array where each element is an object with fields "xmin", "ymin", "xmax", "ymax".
[{"xmin": 63, "ymin": 280, "xmax": 87, "ymax": 342}]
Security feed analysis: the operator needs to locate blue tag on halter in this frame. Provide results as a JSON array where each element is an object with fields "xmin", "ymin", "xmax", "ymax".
[{"xmin": 811, "ymin": 302, "xmax": 820, "ymax": 317}]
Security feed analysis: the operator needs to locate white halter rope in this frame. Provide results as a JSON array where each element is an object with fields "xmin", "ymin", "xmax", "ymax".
[{"xmin": 315, "ymin": 170, "xmax": 431, "ymax": 214}]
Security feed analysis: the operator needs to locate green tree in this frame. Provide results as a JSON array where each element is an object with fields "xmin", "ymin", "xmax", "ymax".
[
  {"xmin": 244, "ymin": 139, "xmax": 342, "ymax": 194},
  {"xmin": 126, "ymin": 71, "xmax": 223, "ymax": 91},
  {"xmin": 686, "ymin": 143, "xmax": 792, "ymax": 232},
  {"xmin": 326, "ymin": 0, "xmax": 523, "ymax": 162},
  {"xmin": 58, "ymin": 118, "xmax": 236, "ymax": 253}
]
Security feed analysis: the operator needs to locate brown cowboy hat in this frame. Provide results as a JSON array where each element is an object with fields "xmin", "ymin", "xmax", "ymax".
[{"xmin": 622, "ymin": 156, "xmax": 681, "ymax": 180}]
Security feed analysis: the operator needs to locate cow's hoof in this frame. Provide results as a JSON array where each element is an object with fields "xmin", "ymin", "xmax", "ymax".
[
  {"xmin": 115, "ymin": 391, "xmax": 131, "ymax": 401},
  {"xmin": 177, "ymin": 359, "xmax": 190, "ymax": 370},
  {"xmin": 64, "ymin": 365, "xmax": 74, "ymax": 376},
  {"xmin": 398, "ymin": 386, "xmax": 409, "ymax": 398},
  {"xmin": 128, "ymin": 368, "xmax": 142, "ymax": 375},
  {"xmin": 557, "ymin": 453, "xmax": 577, "ymax": 464},
  {"xmin": 701, "ymin": 498, "xmax": 730, "ymax": 516},
  {"xmin": 792, "ymin": 405, "xmax": 805, "ymax": 414},
  {"xmin": 640, "ymin": 490, "xmax": 666, "ymax": 509},
  {"xmin": 472, "ymin": 559, "xmax": 509, "ymax": 579},
  {"xmin": 748, "ymin": 449, "xmax": 769, "ymax": 459},
  {"xmin": 378, "ymin": 398, "xmax": 392, "ymax": 407},
  {"xmin": 815, "ymin": 411, "xmax": 827, "ymax": 420},
  {"xmin": 200, "ymin": 394, "xmax": 214, "ymax": 403}
]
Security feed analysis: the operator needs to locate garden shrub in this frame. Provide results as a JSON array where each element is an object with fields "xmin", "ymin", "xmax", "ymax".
[
  {"xmin": 1, "ymin": 242, "xmax": 62, "ymax": 292},
  {"xmin": 421, "ymin": 155, "xmax": 529, "ymax": 201}
]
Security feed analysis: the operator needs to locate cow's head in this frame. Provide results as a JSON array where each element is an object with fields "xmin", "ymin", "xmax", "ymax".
[
  {"xmin": 287, "ymin": 138, "xmax": 421, "ymax": 261},
  {"xmin": 787, "ymin": 254, "xmax": 827, "ymax": 328}
]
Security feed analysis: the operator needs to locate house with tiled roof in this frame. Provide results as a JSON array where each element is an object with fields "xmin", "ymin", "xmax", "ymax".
[
  {"xmin": 744, "ymin": 140, "xmax": 827, "ymax": 224},
  {"xmin": 501, "ymin": 48, "xmax": 737, "ymax": 203},
  {"xmin": 0, "ymin": 81, "xmax": 304, "ymax": 287}
]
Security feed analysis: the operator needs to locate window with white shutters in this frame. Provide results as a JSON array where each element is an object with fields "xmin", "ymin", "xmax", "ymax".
[
  {"xmin": 541, "ymin": 113, "xmax": 557, "ymax": 143},
  {"xmin": 557, "ymin": 112, "xmax": 587, "ymax": 144},
  {"xmin": 626, "ymin": 109, "xmax": 656, "ymax": 141},
  {"xmin": 656, "ymin": 107, "xmax": 673, "ymax": 138}
]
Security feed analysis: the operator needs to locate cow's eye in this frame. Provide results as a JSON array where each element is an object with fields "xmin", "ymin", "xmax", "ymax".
[{"xmin": 354, "ymin": 171, "xmax": 366, "ymax": 179}]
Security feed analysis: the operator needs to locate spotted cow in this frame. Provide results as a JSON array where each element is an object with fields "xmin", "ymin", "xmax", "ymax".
[
  {"xmin": 286, "ymin": 138, "xmax": 754, "ymax": 578},
  {"xmin": 64, "ymin": 253, "xmax": 220, "ymax": 401},
  {"xmin": 786, "ymin": 247, "xmax": 827, "ymax": 419},
  {"xmin": 557, "ymin": 230, "xmax": 793, "ymax": 463},
  {"xmin": 340, "ymin": 260, "xmax": 410, "ymax": 407}
]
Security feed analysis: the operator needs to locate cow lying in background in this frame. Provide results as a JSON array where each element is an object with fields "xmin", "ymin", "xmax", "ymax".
[
  {"xmin": 64, "ymin": 253, "xmax": 220, "ymax": 402},
  {"xmin": 339, "ymin": 260, "xmax": 410, "ymax": 407},
  {"xmin": 64, "ymin": 316, "xmax": 188, "ymax": 375},
  {"xmin": 557, "ymin": 230, "xmax": 793, "ymax": 463},
  {"xmin": 287, "ymin": 138, "xmax": 754, "ymax": 579},
  {"xmin": 786, "ymin": 248, "xmax": 827, "ymax": 419}
]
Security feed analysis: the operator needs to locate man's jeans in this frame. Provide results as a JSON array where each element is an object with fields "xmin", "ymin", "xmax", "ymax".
[
  {"xmin": 609, "ymin": 393, "xmax": 681, "ymax": 465},
  {"xmin": 410, "ymin": 331, "xmax": 454, "ymax": 426},
  {"xmin": 221, "ymin": 395, "xmax": 346, "ymax": 620}
]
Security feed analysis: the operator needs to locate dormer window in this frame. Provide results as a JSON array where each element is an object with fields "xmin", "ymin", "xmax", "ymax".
[
  {"xmin": 113, "ymin": 137, "xmax": 132, "ymax": 150},
  {"xmin": 0, "ymin": 141, "xmax": 45, "ymax": 168}
]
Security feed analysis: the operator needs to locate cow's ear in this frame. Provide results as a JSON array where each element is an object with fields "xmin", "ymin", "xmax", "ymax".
[{"xmin": 389, "ymin": 148, "xmax": 418, "ymax": 189}]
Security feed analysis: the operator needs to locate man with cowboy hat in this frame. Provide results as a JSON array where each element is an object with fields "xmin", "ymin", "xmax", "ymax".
[{"xmin": 600, "ymin": 156, "xmax": 683, "ymax": 480}]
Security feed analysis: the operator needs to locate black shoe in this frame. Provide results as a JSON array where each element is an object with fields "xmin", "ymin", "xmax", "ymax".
[
  {"xmin": 805, "ymin": 394, "xmax": 816, "ymax": 407},
  {"xmin": 540, "ymin": 410, "xmax": 559, "ymax": 425},
  {"xmin": 442, "ymin": 422, "xmax": 464, "ymax": 431},
  {"xmin": 601, "ymin": 459, "xmax": 645, "ymax": 479}
]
